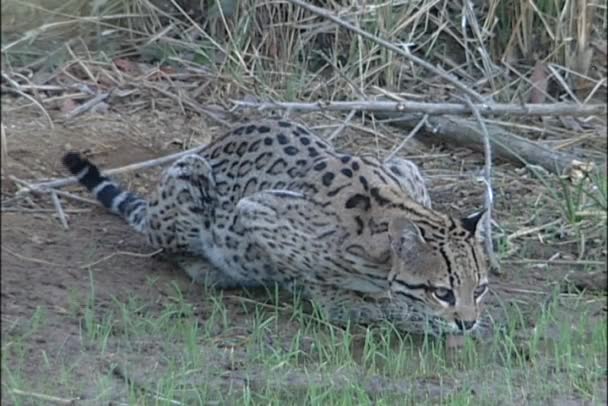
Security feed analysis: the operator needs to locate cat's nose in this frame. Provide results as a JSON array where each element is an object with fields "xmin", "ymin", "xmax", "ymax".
[{"xmin": 455, "ymin": 319, "xmax": 476, "ymax": 331}]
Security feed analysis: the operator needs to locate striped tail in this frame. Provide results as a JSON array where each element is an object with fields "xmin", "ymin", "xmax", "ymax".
[{"xmin": 62, "ymin": 152, "xmax": 148, "ymax": 233}]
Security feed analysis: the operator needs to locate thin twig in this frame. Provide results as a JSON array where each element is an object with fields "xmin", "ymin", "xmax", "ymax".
[
  {"xmin": 502, "ymin": 259, "xmax": 604, "ymax": 266},
  {"xmin": 50, "ymin": 191, "xmax": 69, "ymax": 229},
  {"xmin": 506, "ymin": 219, "xmax": 562, "ymax": 242},
  {"xmin": 1, "ymin": 207, "xmax": 90, "ymax": 213},
  {"xmin": 64, "ymin": 92, "xmax": 111, "ymax": 120},
  {"xmin": 231, "ymin": 99, "xmax": 606, "ymax": 117},
  {"xmin": 385, "ymin": 114, "xmax": 428, "ymax": 162},
  {"xmin": 462, "ymin": 96, "xmax": 501, "ymax": 275},
  {"xmin": 7, "ymin": 388, "xmax": 80, "ymax": 405},
  {"xmin": 1, "ymin": 86, "xmax": 54, "ymax": 129},
  {"xmin": 10, "ymin": 176, "xmax": 101, "ymax": 206},
  {"xmin": 1, "ymin": 122, "xmax": 7, "ymax": 167},
  {"xmin": 144, "ymin": 82, "xmax": 231, "ymax": 127},
  {"xmin": 80, "ymin": 249, "xmax": 163, "ymax": 269},
  {"xmin": 19, "ymin": 144, "xmax": 211, "ymax": 192},
  {"xmin": 2, "ymin": 246, "xmax": 65, "ymax": 267},
  {"xmin": 284, "ymin": 0, "xmax": 484, "ymax": 101},
  {"xmin": 328, "ymin": 109, "xmax": 357, "ymax": 141}
]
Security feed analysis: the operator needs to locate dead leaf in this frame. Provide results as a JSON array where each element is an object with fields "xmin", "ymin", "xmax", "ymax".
[
  {"xmin": 113, "ymin": 58, "xmax": 138, "ymax": 73},
  {"xmin": 529, "ymin": 60, "xmax": 548, "ymax": 104},
  {"xmin": 61, "ymin": 99, "xmax": 80, "ymax": 114}
]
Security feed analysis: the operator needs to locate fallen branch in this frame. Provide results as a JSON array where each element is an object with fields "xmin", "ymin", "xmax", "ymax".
[
  {"xmin": 380, "ymin": 113, "xmax": 586, "ymax": 175},
  {"xmin": 231, "ymin": 99, "xmax": 606, "ymax": 117}
]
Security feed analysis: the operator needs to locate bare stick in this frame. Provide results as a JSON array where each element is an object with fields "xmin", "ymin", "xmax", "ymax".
[
  {"xmin": 81, "ymin": 249, "xmax": 163, "ymax": 269},
  {"xmin": 146, "ymin": 82, "xmax": 231, "ymax": 126},
  {"xmin": 328, "ymin": 109, "xmax": 357, "ymax": 141},
  {"xmin": 50, "ymin": 191, "xmax": 69, "ymax": 229},
  {"xmin": 284, "ymin": 0, "xmax": 484, "ymax": 101},
  {"xmin": 1, "ymin": 207, "xmax": 90, "ymax": 213},
  {"xmin": 1, "ymin": 122, "xmax": 7, "ymax": 168},
  {"xmin": 10, "ymin": 176, "xmax": 101, "ymax": 206},
  {"xmin": 8, "ymin": 389, "xmax": 80, "ymax": 405},
  {"xmin": 385, "ymin": 114, "xmax": 428, "ymax": 162},
  {"xmin": 374, "ymin": 113, "xmax": 587, "ymax": 175},
  {"xmin": 64, "ymin": 92, "xmax": 111, "ymax": 120},
  {"xmin": 462, "ymin": 96, "xmax": 501, "ymax": 275},
  {"xmin": 20, "ymin": 144, "xmax": 211, "ymax": 192},
  {"xmin": 231, "ymin": 99, "xmax": 606, "ymax": 117},
  {"xmin": 1, "ymin": 86, "xmax": 54, "ymax": 128}
]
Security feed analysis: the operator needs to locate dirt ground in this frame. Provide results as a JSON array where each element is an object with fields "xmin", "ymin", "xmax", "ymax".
[{"xmin": 1, "ymin": 97, "xmax": 606, "ymax": 404}]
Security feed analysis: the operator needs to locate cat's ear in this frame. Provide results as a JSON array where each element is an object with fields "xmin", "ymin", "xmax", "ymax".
[
  {"xmin": 388, "ymin": 217, "xmax": 427, "ymax": 261},
  {"xmin": 461, "ymin": 210, "xmax": 487, "ymax": 242}
]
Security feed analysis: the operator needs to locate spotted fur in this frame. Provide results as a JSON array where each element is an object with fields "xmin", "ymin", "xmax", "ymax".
[{"xmin": 63, "ymin": 119, "xmax": 489, "ymax": 335}]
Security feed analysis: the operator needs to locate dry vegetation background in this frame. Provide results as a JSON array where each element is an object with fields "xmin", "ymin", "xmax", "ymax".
[{"xmin": 1, "ymin": 0, "xmax": 607, "ymax": 405}]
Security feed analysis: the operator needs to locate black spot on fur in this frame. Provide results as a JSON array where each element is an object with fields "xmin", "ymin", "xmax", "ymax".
[
  {"xmin": 341, "ymin": 168, "xmax": 353, "ymax": 178},
  {"xmin": 322, "ymin": 172, "xmax": 335, "ymax": 187},
  {"xmin": 278, "ymin": 121, "xmax": 292, "ymax": 128},
  {"xmin": 390, "ymin": 165, "xmax": 402, "ymax": 176},
  {"xmin": 248, "ymin": 139, "xmax": 262, "ymax": 153},
  {"xmin": 327, "ymin": 184, "xmax": 350, "ymax": 197},
  {"xmin": 300, "ymin": 137, "xmax": 311, "ymax": 145},
  {"xmin": 277, "ymin": 133, "xmax": 289, "ymax": 145},
  {"xmin": 211, "ymin": 159, "xmax": 228, "ymax": 170},
  {"xmin": 245, "ymin": 125, "xmax": 257, "ymax": 134},
  {"xmin": 223, "ymin": 142, "xmax": 236, "ymax": 154},
  {"xmin": 254, "ymin": 152, "xmax": 273, "ymax": 169},
  {"xmin": 287, "ymin": 167, "xmax": 302, "ymax": 178},
  {"xmin": 308, "ymin": 147, "xmax": 319, "ymax": 158},
  {"xmin": 316, "ymin": 141, "xmax": 328, "ymax": 150},
  {"xmin": 258, "ymin": 126, "xmax": 271, "ymax": 133},
  {"xmin": 461, "ymin": 211, "xmax": 485, "ymax": 234},
  {"xmin": 210, "ymin": 146, "xmax": 222, "ymax": 159},
  {"xmin": 354, "ymin": 216, "xmax": 364, "ymax": 234},
  {"xmin": 236, "ymin": 142, "xmax": 249, "ymax": 157},
  {"xmin": 233, "ymin": 126, "xmax": 245, "ymax": 135},
  {"xmin": 370, "ymin": 187, "xmax": 391, "ymax": 206},
  {"xmin": 284, "ymin": 146, "xmax": 299, "ymax": 156},
  {"xmin": 340, "ymin": 155, "xmax": 351, "ymax": 164},
  {"xmin": 314, "ymin": 162, "xmax": 327, "ymax": 171},
  {"xmin": 345, "ymin": 194, "xmax": 371, "ymax": 211},
  {"xmin": 267, "ymin": 158, "xmax": 288, "ymax": 175},
  {"xmin": 351, "ymin": 161, "xmax": 360, "ymax": 171},
  {"xmin": 359, "ymin": 176, "xmax": 369, "ymax": 191}
]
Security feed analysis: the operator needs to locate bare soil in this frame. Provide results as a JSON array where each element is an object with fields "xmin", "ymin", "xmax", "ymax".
[{"xmin": 1, "ymin": 97, "xmax": 606, "ymax": 404}]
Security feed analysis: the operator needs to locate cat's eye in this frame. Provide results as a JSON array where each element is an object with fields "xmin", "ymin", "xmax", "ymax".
[
  {"xmin": 432, "ymin": 287, "xmax": 455, "ymax": 305},
  {"xmin": 474, "ymin": 283, "xmax": 488, "ymax": 299}
]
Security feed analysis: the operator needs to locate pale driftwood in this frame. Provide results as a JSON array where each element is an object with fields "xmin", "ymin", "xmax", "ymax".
[
  {"xmin": 285, "ymin": 0, "xmax": 484, "ymax": 101},
  {"xmin": 462, "ymin": 96, "xmax": 501, "ymax": 275},
  {"xmin": 375, "ymin": 113, "xmax": 584, "ymax": 175},
  {"xmin": 231, "ymin": 99, "xmax": 606, "ymax": 117}
]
